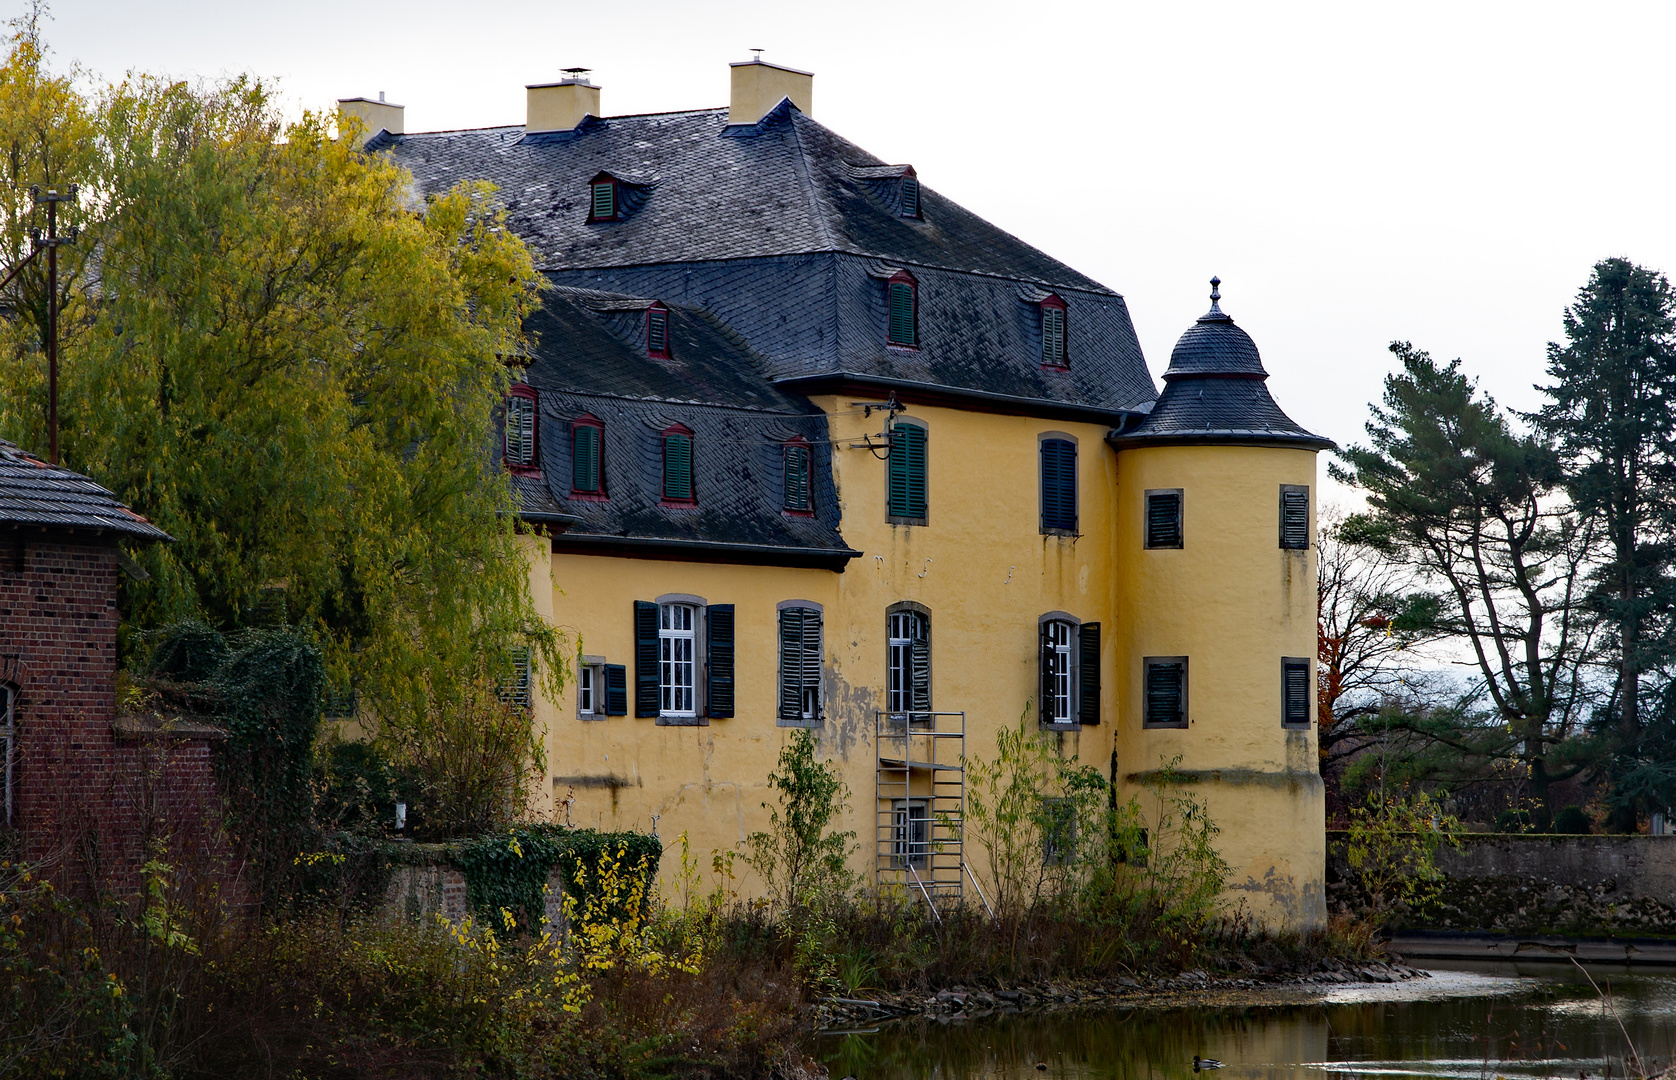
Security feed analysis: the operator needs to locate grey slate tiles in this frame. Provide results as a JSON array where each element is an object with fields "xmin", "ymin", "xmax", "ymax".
[{"xmin": 0, "ymin": 439, "xmax": 171, "ymax": 541}]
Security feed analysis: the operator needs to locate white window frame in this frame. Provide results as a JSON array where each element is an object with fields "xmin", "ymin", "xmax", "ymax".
[
  {"xmin": 576, "ymin": 655, "xmax": 606, "ymax": 720},
  {"xmin": 887, "ymin": 609, "xmax": 926, "ymax": 715},
  {"xmin": 891, "ymin": 797, "xmax": 930, "ymax": 870},
  {"xmin": 659, "ymin": 602, "xmax": 697, "ymax": 718},
  {"xmin": 1045, "ymin": 619, "xmax": 1075, "ymax": 725}
]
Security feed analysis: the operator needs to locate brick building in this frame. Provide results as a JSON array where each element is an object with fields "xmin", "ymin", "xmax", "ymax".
[{"xmin": 0, "ymin": 438, "xmax": 219, "ymax": 892}]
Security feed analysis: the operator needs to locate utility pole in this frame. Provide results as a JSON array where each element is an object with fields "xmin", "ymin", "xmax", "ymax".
[{"xmin": 30, "ymin": 184, "xmax": 77, "ymax": 465}]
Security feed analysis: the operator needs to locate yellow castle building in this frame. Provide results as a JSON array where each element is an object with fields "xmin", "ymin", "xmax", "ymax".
[{"xmin": 357, "ymin": 59, "xmax": 1331, "ymax": 929}]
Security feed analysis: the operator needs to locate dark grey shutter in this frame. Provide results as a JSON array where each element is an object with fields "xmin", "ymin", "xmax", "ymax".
[
  {"xmin": 634, "ymin": 601, "xmax": 659, "ymax": 717},
  {"xmin": 1040, "ymin": 622, "xmax": 1055, "ymax": 723},
  {"xmin": 910, "ymin": 627, "xmax": 931, "ymax": 713},
  {"xmin": 800, "ymin": 609, "xmax": 822, "ymax": 718},
  {"xmin": 1283, "ymin": 659, "xmax": 1310, "ymax": 726},
  {"xmin": 706, "ymin": 604, "xmax": 734, "ymax": 718},
  {"xmin": 1078, "ymin": 622, "xmax": 1101, "ymax": 725},
  {"xmin": 603, "ymin": 663, "xmax": 628, "ymax": 715},
  {"xmin": 572, "ymin": 424, "xmax": 600, "ymax": 493},
  {"xmin": 778, "ymin": 608, "xmax": 804, "ymax": 719},
  {"xmin": 1146, "ymin": 492, "xmax": 1182, "ymax": 548},
  {"xmin": 648, "ymin": 309, "xmax": 668, "ymax": 354},
  {"xmin": 1041, "ymin": 439, "xmax": 1076, "ymax": 531},
  {"xmin": 1280, "ymin": 487, "xmax": 1309, "ymax": 549},
  {"xmin": 888, "ymin": 281, "xmax": 916, "ymax": 345},
  {"xmin": 591, "ymin": 182, "xmax": 614, "ymax": 219},
  {"xmin": 1145, "ymin": 661, "xmax": 1184, "ymax": 727},
  {"xmin": 664, "ymin": 434, "xmax": 693, "ymax": 501},
  {"xmin": 1042, "ymin": 306, "xmax": 1066, "ymax": 365}
]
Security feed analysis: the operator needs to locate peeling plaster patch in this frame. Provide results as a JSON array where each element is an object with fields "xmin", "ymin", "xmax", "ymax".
[{"xmin": 822, "ymin": 659, "xmax": 876, "ymax": 762}]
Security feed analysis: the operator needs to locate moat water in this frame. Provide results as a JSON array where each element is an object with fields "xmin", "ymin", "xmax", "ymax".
[{"xmin": 813, "ymin": 963, "xmax": 1676, "ymax": 1080}]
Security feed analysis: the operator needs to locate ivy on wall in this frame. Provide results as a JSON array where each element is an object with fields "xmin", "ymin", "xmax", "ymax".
[{"xmin": 448, "ymin": 826, "xmax": 663, "ymax": 933}]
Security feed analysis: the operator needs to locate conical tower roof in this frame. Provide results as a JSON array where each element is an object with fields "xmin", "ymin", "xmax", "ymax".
[{"xmin": 1111, "ymin": 278, "xmax": 1333, "ymax": 450}]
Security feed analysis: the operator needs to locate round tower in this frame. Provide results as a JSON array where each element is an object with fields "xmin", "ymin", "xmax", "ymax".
[{"xmin": 1109, "ymin": 279, "xmax": 1332, "ymax": 931}]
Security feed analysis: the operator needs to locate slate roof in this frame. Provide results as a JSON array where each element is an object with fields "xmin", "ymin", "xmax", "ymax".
[
  {"xmin": 384, "ymin": 103, "xmax": 1158, "ymax": 417},
  {"xmin": 0, "ymin": 439, "xmax": 172, "ymax": 541},
  {"xmin": 517, "ymin": 288, "xmax": 854, "ymax": 565},
  {"xmin": 1111, "ymin": 287, "xmax": 1333, "ymax": 451}
]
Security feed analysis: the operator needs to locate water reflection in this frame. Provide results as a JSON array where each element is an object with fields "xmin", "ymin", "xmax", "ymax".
[{"xmin": 814, "ymin": 964, "xmax": 1676, "ymax": 1080}]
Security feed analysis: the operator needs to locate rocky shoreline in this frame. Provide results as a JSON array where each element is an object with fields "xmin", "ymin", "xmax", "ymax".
[{"xmin": 814, "ymin": 957, "xmax": 1431, "ymax": 1029}]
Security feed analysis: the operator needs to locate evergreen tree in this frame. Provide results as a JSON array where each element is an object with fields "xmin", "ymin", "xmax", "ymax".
[
  {"xmin": 1333, "ymin": 343, "xmax": 1596, "ymax": 826},
  {"xmin": 1534, "ymin": 258, "xmax": 1676, "ymax": 831}
]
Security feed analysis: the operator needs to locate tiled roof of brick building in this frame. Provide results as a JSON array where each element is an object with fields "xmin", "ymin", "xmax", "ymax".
[{"xmin": 0, "ymin": 440, "xmax": 172, "ymax": 541}]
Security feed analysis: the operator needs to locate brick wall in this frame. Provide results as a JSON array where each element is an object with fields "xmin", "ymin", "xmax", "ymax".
[{"xmin": 1, "ymin": 534, "xmax": 226, "ymax": 896}]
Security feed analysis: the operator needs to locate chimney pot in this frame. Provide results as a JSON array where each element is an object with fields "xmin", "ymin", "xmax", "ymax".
[
  {"xmin": 337, "ymin": 95, "xmax": 405, "ymax": 143},
  {"xmin": 527, "ymin": 71, "xmax": 600, "ymax": 134},
  {"xmin": 728, "ymin": 58, "xmax": 812, "ymax": 126}
]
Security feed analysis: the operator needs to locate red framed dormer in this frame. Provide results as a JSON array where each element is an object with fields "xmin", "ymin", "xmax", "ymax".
[
  {"xmin": 646, "ymin": 301, "xmax": 672, "ymax": 359},
  {"xmin": 1039, "ymin": 294, "xmax": 1068, "ymax": 370},
  {"xmin": 503, "ymin": 383, "xmax": 541, "ymax": 476},
  {"xmin": 586, "ymin": 171, "xmax": 620, "ymax": 223},
  {"xmin": 781, "ymin": 436, "xmax": 815, "ymax": 517},
  {"xmin": 569, "ymin": 413, "xmax": 608, "ymax": 501},
  {"xmin": 886, "ymin": 270, "xmax": 918, "ymax": 349},
  {"xmin": 660, "ymin": 422, "xmax": 696, "ymax": 506}
]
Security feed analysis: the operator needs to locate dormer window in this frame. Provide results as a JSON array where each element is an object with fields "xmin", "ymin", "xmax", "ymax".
[
  {"xmin": 505, "ymin": 387, "xmax": 537, "ymax": 469},
  {"xmin": 662, "ymin": 424, "xmax": 695, "ymax": 504},
  {"xmin": 588, "ymin": 174, "xmax": 617, "ymax": 222},
  {"xmin": 783, "ymin": 439, "xmax": 813, "ymax": 513},
  {"xmin": 900, "ymin": 173, "xmax": 920, "ymax": 219},
  {"xmin": 647, "ymin": 303, "xmax": 670, "ymax": 359},
  {"xmin": 887, "ymin": 271, "xmax": 918, "ymax": 348},
  {"xmin": 1040, "ymin": 296, "xmax": 1068, "ymax": 368},
  {"xmin": 571, "ymin": 414, "xmax": 604, "ymax": 496}
]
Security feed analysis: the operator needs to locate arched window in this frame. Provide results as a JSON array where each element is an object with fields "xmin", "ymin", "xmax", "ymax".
[
  {"xmin": 504, "ymin": 386, "xmax": 537, "ymax": 468},
  {"xmin": 777, "ymin": 600, "xmax": 823, "ymax": 725},
  {"xmin": 1040, "ymin": 295, "xmax": 1068, "ymax": 368},
  {"xmin": 571, "ymin": 414, "xmax": 604, "ymax": 496},
  {"xmin": 661, "ymin": 424, "xmax": 695, "ymax": 504},
  {"xmin": 886, "ymin": 602, "xmax": 931, "ymax": 718},
  {"xmin": 887, "ymin": 270, "xmax": 918, "ymax": 347},
  {"xmin": 1038, "ymin": 612, "xmax": 1100, "ymax": 727}
]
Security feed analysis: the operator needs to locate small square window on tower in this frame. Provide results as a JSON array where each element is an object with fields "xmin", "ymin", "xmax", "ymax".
[
  {"xmin": 1280, "ymin": 484, "xmax": 1309, "ymax": 549},
  {"xmin": 1145, "ymin": 489, "xmax": 1183, "ymax": 549},
  {"xmin": 1143, "ymin": 656, "xmax": 1188, "ymax": 728},
  {"xmin": 1282, "ymin": 657, "xmax": 1311, "ymax": 727}
]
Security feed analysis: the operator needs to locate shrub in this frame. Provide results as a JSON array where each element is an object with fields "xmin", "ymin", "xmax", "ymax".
[{"xmin": 1553, "ymin": 804, "xmax": 1592, "ymax": 834}]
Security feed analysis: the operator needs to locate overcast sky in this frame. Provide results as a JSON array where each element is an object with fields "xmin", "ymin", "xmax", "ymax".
[{"xmin": 36, "ymin": 0, "xmax": 1676, "ymax": 464}]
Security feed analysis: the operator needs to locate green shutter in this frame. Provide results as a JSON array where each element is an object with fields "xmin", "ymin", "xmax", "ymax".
[
  {"xmin": 603, "ymin": 663, "xmax": 628, "ymax": 715},
  {"xmin": 1078, "ymin": 622, "xmax": 1101, "ymax": 725},
  {"xmin": 706, "ymin": 604, "xmax": 734, "ymax": 718},
  {"xmin": 784, "ymin": 444, "xmax": 811, "ymax": 510},
  {"xmin": 888, "ymin": 281, "xmax": 916, "ymax": 345},
  {"xmin": 664, "ymin": 433, "xmax": 693, "ymax": 501},
  {"xmin": 1145, "ymin": 661, "xmax": 1184, "ymax": 727},
  {"xmin": 592, "ymin": 182, "xmax": 614, "ymax": 220},
  {"xmin": 901, "ymin": 176, "xmax": 919, "ymax": 218},
  {"xmin": 1280, "ymin": 487, "xmax": 1309, "ymax": 549},
  {"xmin": 634, "ymin": 601, "xmax": 659, "ymax": 717},
  {"xmin": 888, "ymin": 423, "xmax": 927, "ymax": 519},
  {"xmin": 506, "ymin": 395, "xmax": 534, "ymax": 466},
  {"xmin": 1041, "ymin": 439, "xmax": 1076, "ymax": 531},
  {"xmin": 572, "ymin": 423, "xmax": 600, "ymax": 493},
  {"xmin": 1043, "ymin": 306, "xmax": 1066, "ymax": 365},
  {"xmin": 648, "ymin": 309, "xmax": 668, "ymax": 355}
]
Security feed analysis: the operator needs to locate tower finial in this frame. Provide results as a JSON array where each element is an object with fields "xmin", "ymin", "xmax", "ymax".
[{"xmin": 1209, "ymin": 275, "xmax": 1222, "ymax": 313}]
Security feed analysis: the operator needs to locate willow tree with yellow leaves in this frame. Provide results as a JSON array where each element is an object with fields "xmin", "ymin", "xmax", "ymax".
[{"xmin": 0, "ymin": 19, "xmax": 562, "ymax": 828}]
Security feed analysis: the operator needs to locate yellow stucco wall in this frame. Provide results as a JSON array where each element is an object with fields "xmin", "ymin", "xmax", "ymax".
[
  {"xmin": 525, "ymin": 406, "xmax": 1325, "ymax": 930},
  {"xmin": 1112, "ymin": 443, "xmax": 1326, "ymax": 929}
]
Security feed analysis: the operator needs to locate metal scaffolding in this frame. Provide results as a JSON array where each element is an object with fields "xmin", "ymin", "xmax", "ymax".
[{"xmin": 874, "ymin": 710, "xmax": 968, "ymax": 909}]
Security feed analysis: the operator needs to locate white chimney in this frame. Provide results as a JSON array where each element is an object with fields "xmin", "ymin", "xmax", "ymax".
[
  {"xmin": 337, "ymin": 94, "xmax": 404, "ymax": 141},
  {"xmin": 728, "ymin": 57, "xmax": 812, "ymax": 126},
  {"xmin": 527, "ymin": 69, "xmax": 601, "ymax": 134}
]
